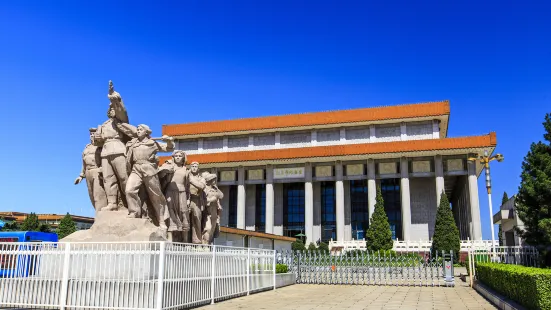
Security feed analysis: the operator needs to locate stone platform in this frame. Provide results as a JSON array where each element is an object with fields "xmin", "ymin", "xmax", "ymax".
[{"xmin": 62, "ymin": 210, "xmax": 167, "ymax": 242}]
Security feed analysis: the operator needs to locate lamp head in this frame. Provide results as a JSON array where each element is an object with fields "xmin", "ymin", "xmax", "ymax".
[{"xmin": 495, "ymin": 154, "xmax": 504, "ymax": 162}]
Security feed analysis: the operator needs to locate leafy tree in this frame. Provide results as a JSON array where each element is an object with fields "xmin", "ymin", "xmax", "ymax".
[
  {"xmin": 318, "ymin": 242, "xmax": 329, "ymax": 253},
  {"xmin": 431, "ymin": 191, "xmax": 460, "ymax": 258},
  {"xmin": 39, "ymin": 223, "xmax": 52, "ymax": 233},
  {"xmin": 291, "ymin": 239, "xmax": 306, "ymax": 251},
  {"xmin": 365, "ymin": 186, "xmax": 393, "ymax": 251},
  {"xmin": 21, "ymin": 213, "xmax": 40, "ymax": 231},
  {"xmin": 56, "ymin": 213, "xmax": 77, "ymax": 239},
  {"xmin": 499, "ymin": 192, "xmax": 509, "ymax": 246},
  {"xmin": 516, "ymin": 113, "xmax": 551, "ymax": 257},
  {"xmin": 307, "ymin": 242, "xmax": 317, "ymax": 251},
  {"xmin": 0, "ymin": 218, "xmax": 21, "ymax": 231}
]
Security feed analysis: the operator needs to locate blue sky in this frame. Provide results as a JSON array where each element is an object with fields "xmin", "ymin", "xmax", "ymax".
[{"xmin": 0, "ymin": 1, "xmax": 549, "ymax": 240}]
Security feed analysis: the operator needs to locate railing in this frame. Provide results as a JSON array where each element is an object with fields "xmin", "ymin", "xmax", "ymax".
[
  {"xmin": 277, "ymin": 249, "xmax": 455, "ymax": 287},
  {"xmin": 329, "ymin": 239, "xmax": 499, "ymax": 254},
  {"xmin": 0, "ymin": 241, "xmax": 276, "ymax": 310}
]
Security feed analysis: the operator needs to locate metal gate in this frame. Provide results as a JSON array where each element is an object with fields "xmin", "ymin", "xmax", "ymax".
[{"xmin": 277, "ymin": 250, "xmax": 454, "ymax": 287}]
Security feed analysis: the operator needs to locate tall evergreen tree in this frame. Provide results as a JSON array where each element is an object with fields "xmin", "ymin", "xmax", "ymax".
[
  {"xmin": 365, "ymin": 186, "xmax": 393, "ymax": 251},
  {"xmin": 56, "ymin": 213, "xmax": 77, "ymax": 239},
  {"xmin": 499, "ymin": 192, "xmax": 509, "ymax": 246},
  {"xmin": 431, "ymin": 191, "xmax": 460, "ymax": 258},
  {"xmin": 21, "ymin": 213, "xmax": 40, "ymax": 231},
  {"xmin": 516, "ymin": 113, "xmax": 551, "ymax": 247}
]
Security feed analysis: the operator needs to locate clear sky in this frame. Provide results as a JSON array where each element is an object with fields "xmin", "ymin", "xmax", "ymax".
[{"xmin": 0, "ymin": 1, "xmax": 549, "ymax": 240}]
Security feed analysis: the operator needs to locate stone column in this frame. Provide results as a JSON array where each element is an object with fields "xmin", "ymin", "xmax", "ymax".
[
  {"xmin": 274, "ymin": 183, "xmax": 284, "ymax": 236},
  {"xmin": 245, "ymin": 184, "xmax": 256, "ymax": 231},
  {"xmin": 435, "ymin": 155, "xmax": 445, "ymax": 206},
  {"xmin": 313, "ymin": 182, "xmax": 322, "ymax": 243},
  {"xmin": 237, "ymin": 166, "xmax": 246, "ymax": 229},
  {"xmin": 400, "ymin": 157, "xmax": 411, "ymax": 241},
  {"xmin": 265, "ymin": 166, "xmax": 274, "ymax": 234},
  {"xmin": 220, "ymin": 185, "xmax": 230, "ymax": 227},
  {"xmin": 344, "ymin": 180, "xmax": 352, "ymax": 241},
  {"xmin": 468, "ymin": 160, "xmax": 482, "ymax": 240},
  {"xmin": 367, "ymin": 159, "xmax": 376, "ymax": 220},
  {"xmin": 335, "ymin": 161, "xmax": 345, "ymax": 241},
  {"xmin": 305, "ymin": 163, "xmax": 314, "ymax": 245}
]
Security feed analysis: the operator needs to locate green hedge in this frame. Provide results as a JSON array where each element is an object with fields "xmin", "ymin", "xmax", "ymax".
[
  {"xmin": 476, "ymin": 263, "xmax": 551, "ymax": 310},
  {"xmin": 276, "ymin": 264, "xmax": 288, "ymax": 274}
]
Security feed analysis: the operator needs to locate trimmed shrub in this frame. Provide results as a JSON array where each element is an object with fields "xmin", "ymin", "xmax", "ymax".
[
  {"xmin": 307, "ymin": 242, "xmax": 317, "ymax": 251},
  {"xmin": 276, "ymin": 264, "xmax": 288, "ymax": 274},
  {"xmin": 476, "ymin": 263, "xmax": 551, "ymax": 310}
]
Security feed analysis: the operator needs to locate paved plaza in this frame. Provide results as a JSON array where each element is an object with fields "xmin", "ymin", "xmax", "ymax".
[{"xmin": 200, "ymin": 283, "xmax": 496, "ymax": 310}]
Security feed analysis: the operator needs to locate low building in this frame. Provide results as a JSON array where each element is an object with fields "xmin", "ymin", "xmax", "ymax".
[
  {"xmin": 493, "ymin": 195, "xmax": 525, "ymax": 246},
  {"xmin": 215, "ymin": 226, "xmax": 295, "ymax": 251},
  {"xmin": 162, "ymin": 100, "xmax": 496, "ymax": 245},
  {"xmin": 0, "ymin": 212, "xmax": 94, "ymax": 231}
]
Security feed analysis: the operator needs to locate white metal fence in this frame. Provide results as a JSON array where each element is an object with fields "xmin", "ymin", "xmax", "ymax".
[{"xmin": 0, "ymin": 241, "xmax": 276, "ymax": 310}]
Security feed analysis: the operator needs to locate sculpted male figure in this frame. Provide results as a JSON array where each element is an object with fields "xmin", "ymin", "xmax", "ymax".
[
  {"xmin": 187, "ymin": 162, "xmax": 206, "ymax": 244},
  {"xmin": 159, "ymin": 150, "xmax": 188, "ymax": 241},
  {"xmin": 94, "ymin": 85, "xmax": 137, "ymax": 210},
  {"xmin": 125, "ymin": 124, "xmax": 174, "ymax": 233},
  {"xmin": 202, "ymin": 173, "xmax": 223, "ymax": 244},
  {"xmin": 74, "ymin": 128, "xmax": 107, "ymax": 211}
]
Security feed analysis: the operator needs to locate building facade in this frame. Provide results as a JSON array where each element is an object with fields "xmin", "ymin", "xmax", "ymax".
[
  {"xmin": 0, "ymin": 212, "xmax": 94, "ymax": 231},
  {"xmin": 162, "ymin": 101, "xmax": 496, "ymax": 245},
  {"xmin": 493, "ymin": 195, "xmax": 525, "ymax": 246}
]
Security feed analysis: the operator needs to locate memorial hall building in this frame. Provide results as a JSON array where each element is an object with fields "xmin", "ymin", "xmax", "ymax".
[{"xmin": 162, "ymin": 101, "xmax": 496, "ymax": 246}]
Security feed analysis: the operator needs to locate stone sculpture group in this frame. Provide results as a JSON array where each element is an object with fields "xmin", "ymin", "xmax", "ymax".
[{"xmin": 74, "ymin": 81, "xmax": 222, "ymax": 244}]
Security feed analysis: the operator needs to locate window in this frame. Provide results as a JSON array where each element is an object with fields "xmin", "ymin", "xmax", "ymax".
[
  {"xmin": 321, "ymin": 181, "xmax": 336, "ymax": 242},
  {"xmin": 380, "ymin": 179, "xmax": 402, "ymax": 240},
  {"xmin": 228, "ymin": 185, "xmax": 238, "ymax": 228},
  {"xmin": 283, "ymin": 183, "xmax": 305, "ymax": 238},
  {"xmin": 350, "ymin": 180, "xmax": 369, "ymax": 240},
  {"xmin": 255, "ymin": 184, "xmax": 266, "ymax": 233}
]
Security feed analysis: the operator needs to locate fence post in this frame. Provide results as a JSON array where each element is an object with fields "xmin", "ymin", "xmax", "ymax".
[
  {"xmin": 210, "ymin": 245, "xmax": 216, "ymax": 305},
  {"xmin": 156, "ymin": 242, "xmax": 166, "ymax": 310},
  {"xmin": 247, "ymin": 248, "xmax": 251, "ymax": 295},
  {"xmin": 59, "ymin": 242, "xmax": 71, "ymax": 310},
  {"xmin": 273, "ymin": 251, "xmax": 277, "ymax": 290}
]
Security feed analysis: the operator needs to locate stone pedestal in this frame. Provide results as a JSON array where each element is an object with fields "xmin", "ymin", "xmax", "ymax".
[{"xmin": 62, "ymin": 210, "xmax": 167, "ymax": 242}]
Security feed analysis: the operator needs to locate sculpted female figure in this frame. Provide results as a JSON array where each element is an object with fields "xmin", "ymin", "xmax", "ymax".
[{"xmin": 159, "ymin": 150, "xmax": 189, "ymax": 242}]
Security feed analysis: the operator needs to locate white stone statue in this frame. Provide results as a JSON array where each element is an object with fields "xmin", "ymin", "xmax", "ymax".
[
  {"xmin": 94, "ymin": 82, "xmax": 137, "ymax": 211},
  {"xmin": 188, "ymin": 162, "xmax": 206, "ymax": 244},
  {"xmin": 202, "ymin": 173, "xmax": 223, "ymax": 244},
  {"xmin": 159, "ymin": 150, "xmax": 189, "ymax": 242},
  {"xmin": 75, "ymin": 127, "xmax": 107, "ymax": 211},
  {"xmin": 125, "ymin": 124, "xmax": 175, "ymax": 235}
]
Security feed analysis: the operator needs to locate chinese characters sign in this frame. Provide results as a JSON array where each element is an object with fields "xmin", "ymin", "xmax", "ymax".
[{"xmin": 273, "ymin": 167, "xmax": 305, "ymax": 179}]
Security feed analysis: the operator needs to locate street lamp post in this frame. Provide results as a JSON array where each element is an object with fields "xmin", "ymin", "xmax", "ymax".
[{"xmin": 468, "ymin": 150, "xmax": 504, "ymax": 256}]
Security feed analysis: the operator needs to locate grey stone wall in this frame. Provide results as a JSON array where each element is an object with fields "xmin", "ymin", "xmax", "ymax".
[
  {"xmin": 451, "ymin": 176, "xmax": 471, "ymax": 240},
  {"xmin": 409, "ymin": 177, "xmax": 437, "ymax": 241}
]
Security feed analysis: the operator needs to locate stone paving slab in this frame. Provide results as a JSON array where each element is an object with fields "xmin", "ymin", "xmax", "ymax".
[{"xmin": 199, "ymin": 282, "xmax": 497, "ymax": 310}]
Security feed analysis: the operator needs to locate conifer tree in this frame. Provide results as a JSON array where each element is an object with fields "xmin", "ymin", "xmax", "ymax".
[
  {"xmin": 56, "ymin": 213, "xmax": 77, "ymax": 239},
  {"xmin": 308, "ymin": 242, "xmax": 317, "ymax": 251},
  {"xmin": 21, "ymin": 213, "xmax": 40, "ymax": 231},
  {"xmin": 291, "ymin": 239, "xmax": 306, "ymax": 251},
  {"xmin": 365, "ymin": 186, "xmax": 393, "ymax": 251},
  {"xmin": 318, "ymin": 242, "xmax": 329, "ymax": 253},
  {"xmin": 516, "ymin": 113, "xmax": 551, "ymax": 248},
  {"xmin": 431, "ymin": 191, "xmax": 460, "ymax": 258}
]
